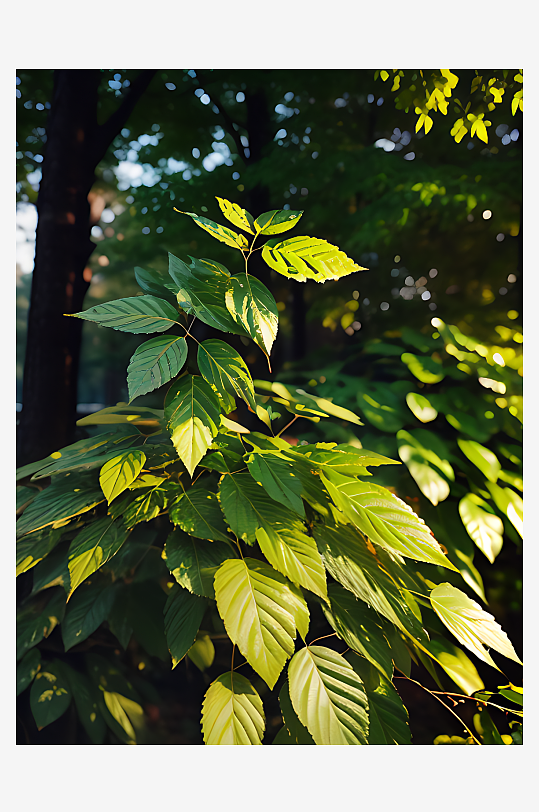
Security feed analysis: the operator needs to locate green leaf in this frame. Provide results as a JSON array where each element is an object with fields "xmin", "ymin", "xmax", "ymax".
[
  {"xmin": 458, "ymin": 439, "xmax": 501, "ymax": 483},
  {"xmin": 68, "ymin": 295, "xmax": 180, "ymax": 334},
  {"xmin": 102, "ymin": 691, "xmax": 142, "ymax": 743},
  {"xmin": 401, "ymin": 352, "xmax": 445, "ymax": 384},
  {"xmin": 30, "ymin": 661, "xmax": 72, "ymax": 730},
  {"xmin": 16, "ymin": 476, "xmax": 104, "ymax": 538},
  {"xmin": 165, "ymin": 375, "xmax": 221, "ymax": 476},
  {"xmin": 122, "ymin": 480, "xmax": 179, "ymax": 529},
  {"xmin": 17, "ymin": 485, "xmax": 39, "ymax": 511},
  {"xmin": 262, "ymin": 236, "xmax": 367, "ymax": 283},
  {"xmin": 27, "ymin": 429, "xmax": 143, "ymax": 481},
  {"xmin": 225, "ymin": 274, "xmax": 279, "ymax": 362},
  {"xmin": 347, "ymin": 654, "xmax": 411, "ymax": 744},
  {"xmin": 397, "ymin": 429, "xmax": 454, "ymax": 506},
  {"xmin": 425, "ymin": 637, "xmax": 485, "ymax": 695},
  {"xmin": 169, "ymin": 487, "xmax": 230, "ymax": 542},
  {"xmin": 313, "ymin": 522, "xmax": 426, "ymax": 642},
  {"xmin": 127, "ymin": 335, "xmax": 188, "ymax": 402},
  {"xmin": 214, "ymin": 558, "xmax": 309, "ymax": 689},
  {"xmin": 202, "ymin": 672, "xmax": 265, "ymax": 745},
  {"xmin": 67, "ymin": 517, "xmax": 130, "ymax": 598},
  {"xmin": 219, "ymin": 472, "xmax": 326, "ymax": 599},
  {"xmin": 163, "ymin": 584, "xmax": 208, "ymax": 668},
  {"xmin": 322, "ymin": 584, "xmax": 394, "ymax": 680},
  {"xmin": 474, "ymin": 709, "xmax": 505, "ymax": 744},
  {"xmin": 174, "ymin": 210, "xmax": 247, "ymax": 250},
  {"xmin": 17, "ymin": 649, "xmax": 41, "ymax": 696},
  {"xmin": 163, "ymin": 528, "xmax": 234, "ymax": 598},
  {"xmin": 99, "ymin": 450, "xmax": 146, "ymax": 504},
  {"xmin": 169, "ymin": 254, "xmax": 248, "ymax": 336},
  {"xmin": 297, "ymin": 443, "xmax": 399, "ymax": 475},
  {"xmin": 187, "ymin": 633, "xmax": 215, "ymax": 671},
  {"xmin": 275, "ymin": 682, "xmax": 315, "ymax": 744},
  {"xmin": 61, "ymin": 664, "xmax": 107, "ymax": 744},
  {"xmin": 486, "ymin": 481, "xmax": 523, "ymax": 538},
  {"xmin": 430, "ymin": 583, "xmax": 522, "ymax": 668},
  {"xmin": 254, "ymin": 209, "xmax": 303, "ymax": 235},
  {"xmin": 321, "ymin": 470, "xmax": 456, "ymax": 570},
  {"xmin": 123, "ymin": 581, "xmax": 169, "ymax": 661},
  {"xmin": 134, "ymin": 265, "xmax": 178, "ymax": 301},
  {"xmin": 17, "ymin": 589, "xmax": 66, "ymax": 660},
  {"xmin": 406, "ymin": 391, "xmax": 438, "ymax": 423},
  {"xmin": 246, "ymin": 452, "xmax": 305, "ymax": 516},
  {"xmin": 459, "ymin": 493, "xmax": 504, "ymax": 563},
  {"xmin": 198, "ymin": 339, "xmax": 257, "ymax": 412},
  {"xmin": 16, "ymin": 525, "xmax": 66, "ymax": 576},
  {"xmin": 76, "ymin": 404, "xmax": 163, "ymax": 429},
  {"xmin": 30, "ymin": 542, "xmax": 70, "ymax": 593},
  {"xmin": 288, "ymin": 645, "xmax": 369, "ymax": 745},
  {"xmin": 62, "ymin": 582, "xmax": 117, "ymax": 651},
  {"xmin": 216, "ymin": 197, "xmax": 254, "ymax": 233}
]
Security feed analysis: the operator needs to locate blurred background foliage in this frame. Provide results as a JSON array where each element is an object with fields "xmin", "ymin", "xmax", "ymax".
[{"xmin": 16, "ymin": 68, "xmax": 522, "ymax": 744}]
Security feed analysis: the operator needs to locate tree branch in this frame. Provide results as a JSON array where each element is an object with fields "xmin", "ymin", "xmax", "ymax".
[{"xmin": 93, "ymin": 69, "xmax": 157, "ymax": 165}]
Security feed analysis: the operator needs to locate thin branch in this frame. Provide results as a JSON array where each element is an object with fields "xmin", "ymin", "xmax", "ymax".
[
  {"xmin": 93, "ymin": 69, "xmax": 157, "ymax": 165},
  {"xmin": 277, "ymin": 414, "xmax": 299, "ymax": 438}
]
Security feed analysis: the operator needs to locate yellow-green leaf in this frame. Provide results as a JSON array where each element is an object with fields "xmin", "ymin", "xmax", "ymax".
[
  {"xmin": 202, "ymin": 672, "xmax": 265, "ymax": 745},
  {"xmin": 99, "ymin": 450, "xmax": 146, "ymax": 504},
  {"xmin": 164, "ymin": 375, "xmax": 221, "ymax": 476},
  {"xmin": 225, "ymin": 274, "xmax": 279, "ymax": 362},
  {"xmin": 430, "ymin": 583, "xmax": 522, "ymax": 669},
  {"xmin": 254, "ymin": 209, "xmax": 303, "ymax": 236},
  {"xmin": 174, "ymin": 209, "xmax": 246, "ymax": 250},
  {"xmin": 214, "ymin": 558, "xmax": 309, "ymax": 689},
  {"xmin": 262, "ymin": 236, "xmax": 367, "ymax": 284},
  {"xmin": 198, "ymin": 339, "xmax": 257, "ymax": 412},
  {"xmin": 215, "ymin": 197, "xmax": 254, "ymax": 234},
  {"xmin": 67, "ymin": 517, "xmax": 130, "ymax": 598},
  {"xmin": 459, "ymin": 494, "xmax": 504, "ymax": 563},
  {"xmin": 288, "ymin": 645, "xmax": 369, "ymax": 745}
]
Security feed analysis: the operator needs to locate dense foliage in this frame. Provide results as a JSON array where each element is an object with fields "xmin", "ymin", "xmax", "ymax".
[{"xmin": 16, "ymin": 199, "xmax": 523, "ymax": 745}]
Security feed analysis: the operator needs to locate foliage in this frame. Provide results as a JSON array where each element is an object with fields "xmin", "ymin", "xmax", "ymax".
[
  {"xmin": 375, "ymin": 69, "xmax": 523, "ymax": 144},
  {"xmin": 16, "ymin": 199, "xmax": 522, "ymax": 744}
]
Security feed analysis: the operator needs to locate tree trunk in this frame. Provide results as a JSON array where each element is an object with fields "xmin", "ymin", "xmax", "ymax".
[{"xmin": 18, "ymin": 69, "xmax": 155, "ymax": 466}]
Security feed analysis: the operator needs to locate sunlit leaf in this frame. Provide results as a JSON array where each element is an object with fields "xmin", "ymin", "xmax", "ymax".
[
  {"xmin": 187, "ymin": 633, "xmax": 215, "ymax": 671},
  {"xmin": 262, "ymin": 236, "xmax": 367, "ymax": 283},
  {"xmin": 458, "ymin": 439, "xmax": 501, "ymax": 483},
  {"xmin": 127, "ymin": 336, "xmax": 188, "ymax": 402},
  {"xmin": 486, "ymin": 481, "xmax": 523, "ymax": 538},
  {"xmin": 225, "ymin": 274, "xmax": 279, "ymax": 362},
  {"xmin": 459, "ymin": 493, "xmax": 504, "ymax": 563},
  {"xmin": 321, "ymin": 470, "xmax": 456, "ymax": 570},
  {"xmin": 202, "ymin": 672, "xmax": 265, "ymax": 745},
  {"xmin": 288, "ymin": 645, "xmax": 369, "ymax": 745},
  {"xmin": 215, "ymin": 197, "xmax": 254, "ymax": 233},
  {"xmin": 198, "ymin": 339, "xmax": 257, "ymax": 412},
  {"xmin": 245, "ymin": 452, "xmax": 304, "ymax": 516},
  {"xmin": 164, "ymin": 375, "xmax": 221, "ymax": 476},
  {"xmin": 219, "ymin": 472, "xmax": 326, "ymax": 598},
  {"xmin": 273, "ymin": 682, "xmax": 314, "ymax": 744},
  {"xmin": 406, "ymin": 392, "xmax": 438, "ymax": 423},
  {"xmin": 16, "ymin": 525, "xmax": 66, "ymax": 576},
  {"xmin": 67, "ymin": 296, "xmax": 180, "ymax": 334},
  {"xmin": 99, "ymin": 450, "xmax": 146, "ymax": 504},
  {"xmin": 430, "ymin": 583, "xmax": 522, "ymax": 668},
  {"xmin": 425, "ymin": 637, "xmax": 484, "ymax": 695},
  {"xmin": 214, "ymin": 558, "xmax": 309, "ymax": 689},
  {"xmin": 401, "ymin": 352, "xmax": 445, "ymax": 384},
  {"xmin": 254, "ymin": 209, "xmax": 303, "ymax": 236},
  {"xmin": 68, "ymin": 517, "xmax": 130, "ymax": 598},
  {"xmin": 397, "ymin": 429, "xmax": 454, "ymax": 506},
  {"xmin": 16, "ymin": 477, "xmax": 104, "ymax": 539},
  {"xmin": 174, "ymin": 209, "xmax": 247, "ymax": 249}
]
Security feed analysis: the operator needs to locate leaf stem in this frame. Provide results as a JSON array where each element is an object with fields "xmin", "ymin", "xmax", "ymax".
[
  {"xmin": 394, "ymin": 669, "xmax": 482, "ymax": 744},
  {"xmin": 276, "ymin": 414, "xmax": 299, "ymax": 438}
]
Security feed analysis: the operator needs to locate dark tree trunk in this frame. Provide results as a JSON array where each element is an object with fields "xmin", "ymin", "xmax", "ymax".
[{"xmin": 18, "ymin": 69, "xmax": 155, "ymax": 467}]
